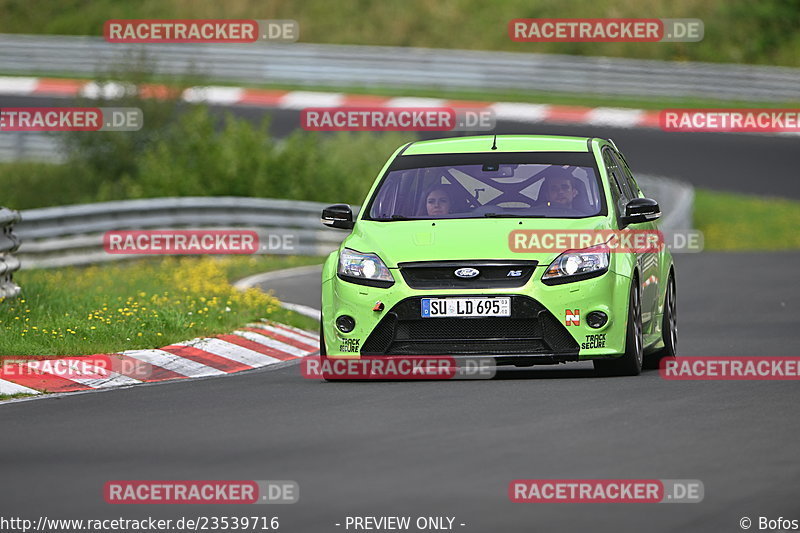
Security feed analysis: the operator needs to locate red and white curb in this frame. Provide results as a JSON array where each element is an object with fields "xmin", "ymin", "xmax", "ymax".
[
  {"xmin": 0, "ymin": 75, "xmax": 659, "ymax": 131},
  {"xmin": 2, "ymin": 75, "xmax": 796, "ymax": 135},
  {"xmin": 0, "ymin": 320, "xmax": 319, "ymax": 397}
]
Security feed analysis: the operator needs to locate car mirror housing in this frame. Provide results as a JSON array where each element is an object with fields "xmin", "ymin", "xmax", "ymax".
[
  {"xmin": 621, "ymin": 197, "xmax": 660, "ymax": 225},
  {"xmin": 321, "ymin": 204, "xmax": 355, "ymax": 230}
]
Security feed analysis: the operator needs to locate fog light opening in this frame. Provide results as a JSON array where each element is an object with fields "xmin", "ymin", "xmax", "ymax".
[
  {"xmin": 586, "ymin": 311, "xmax": 608, "ymax": 329},
  {"xmin": 336, "ymin": 315, "xmax": 356, "ymax": 333}
]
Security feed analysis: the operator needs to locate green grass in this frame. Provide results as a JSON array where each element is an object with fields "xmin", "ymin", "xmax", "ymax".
[
  {"xmin": 220, "ymin": 254, "xmax": 322, "ymax": 285},
  {"xmin": 0, "ymin": 394, "xmax": 36, "ymax": 402},
  {"xmin": 1, "ymin": 0, "xmax": 799, "ymax": 67},
  {"xmin": 0, "ymin": 392, "xmax": 36, "ymax": 401},
  {"xmin": 694, "ymin": 189, "xmax": 800, "ymax": 250},
  {"xmin": 0, "ymin": 255, "xmax": 322, "ymax": 357}
]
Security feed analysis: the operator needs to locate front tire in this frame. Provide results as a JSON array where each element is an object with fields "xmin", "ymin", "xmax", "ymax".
[
  {"xmin": 594, "ymin": 278, "xmax": 643, "ymax": 377},
  {"xmin": 319, "ymin": 315, "xmax": 349, "ymax": 382}
]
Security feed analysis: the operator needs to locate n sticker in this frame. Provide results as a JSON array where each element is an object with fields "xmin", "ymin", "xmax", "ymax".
[{"xmin": 565, "ymin": 309, "xmax": 580, "ymax": 326}]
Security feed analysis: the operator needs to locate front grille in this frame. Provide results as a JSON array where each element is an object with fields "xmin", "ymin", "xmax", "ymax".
[
  {"xmin": 404, "ymin": 318, "xmax": 540, "ymax": 340},
  {"xmin": 361, "ymin": 295, "xmax": 579, "ymax": 356},
  {"xmin": 398, "ymin": 260, "xmax": 537, "ymax": 289}
]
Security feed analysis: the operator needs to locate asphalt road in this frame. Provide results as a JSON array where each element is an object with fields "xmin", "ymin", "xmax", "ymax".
[
  {"xmin": 2, "ymin": 93, "xmax": 800, "ymax": 199},
  {"xmin": 1, "ymin": 251, "xmax": 798, "ymax": 532}
]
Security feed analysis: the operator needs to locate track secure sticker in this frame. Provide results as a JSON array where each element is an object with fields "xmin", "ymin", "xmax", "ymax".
[
  {"xmin": 339, "ymin": 338, "xmax": 361, "ymax": 353},
  {"xmin": 581, "ymin": 334, "xmax": 606, "ymax": 350},
  {"xmin": 565, "ymin": 310, "xmax": 580, "ymax": 326}
]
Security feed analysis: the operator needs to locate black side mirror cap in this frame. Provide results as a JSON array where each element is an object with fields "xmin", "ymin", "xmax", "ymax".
[
  {"xmin": 621, "ymin": 197, "xmax": 661, "ymax": 225},
  {"xmin": 321, "ymin": 204, "xmax": 354, "ymax": 230}
]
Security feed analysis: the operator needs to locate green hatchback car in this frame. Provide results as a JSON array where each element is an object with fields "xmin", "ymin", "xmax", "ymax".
[{"xmin": 320, "ymin": 135, "xmax": 677, "ymax": 376}]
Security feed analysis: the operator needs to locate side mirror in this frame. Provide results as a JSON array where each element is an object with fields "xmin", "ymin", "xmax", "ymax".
[
  {"xmin": 621, "ymin": 198, "xmax": 660, "ymax": 225},
  {"xmin": 321, "ymin": 204, "xmax": 354, "ymax": 230}
]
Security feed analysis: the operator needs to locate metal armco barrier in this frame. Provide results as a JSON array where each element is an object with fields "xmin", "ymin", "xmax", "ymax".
[
  {"xmin": 15, "ymin": 197, "xmax": 358, "ymax": 269},
  {"xmin": 14, "ymin": 175, "xmax": 691, "ymax": 270},
  {"xmin": 0, "ymin": 133, "xmax": 65, "ymax": 163},
  {"xmin": 0, "ymin": 207, "xmax": 22, "ymax": 298},
  {"xmin": 0, "ymin": 34, "xmax": 798, "ymax": 102}
]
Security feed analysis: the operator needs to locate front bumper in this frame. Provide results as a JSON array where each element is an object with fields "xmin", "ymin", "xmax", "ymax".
[
  {"xmin": 359, "ymin": 295, "xmax": 578, "ymax": 356},
  {"xmin": 322, "ymin": 266, "xmax": 630, "ymax": 362}
]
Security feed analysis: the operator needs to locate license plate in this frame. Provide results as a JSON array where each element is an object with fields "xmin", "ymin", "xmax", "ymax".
[{"xmin": 421, "ymin": 297, "xmax": 511, "ymax": 318}]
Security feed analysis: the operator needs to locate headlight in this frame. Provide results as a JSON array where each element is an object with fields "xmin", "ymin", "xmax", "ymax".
[
  {"xmin": 338, "ymin": 248, "xmax": 394, "ymax": 287},
  {"xmin": 542, "ymin": 243, "xmax": 609, "ymax": 285}
]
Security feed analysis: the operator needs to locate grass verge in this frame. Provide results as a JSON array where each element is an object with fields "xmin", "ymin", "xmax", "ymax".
[
  {"xmin": 0, "ymin": 392, "xmax": 37, "ymax": 401},
  {"xmin": 0, "ymin": 255, "xmax": 322, "ymax": 357},
  {"xmin": 694, "ymin": 189, "xmax": 800, "ymax": 250}
]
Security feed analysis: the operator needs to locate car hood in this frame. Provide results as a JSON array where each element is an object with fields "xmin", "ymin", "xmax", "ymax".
[{"xmin": 343, "ymin": 217, "xmax": 612, "ymax": 268}]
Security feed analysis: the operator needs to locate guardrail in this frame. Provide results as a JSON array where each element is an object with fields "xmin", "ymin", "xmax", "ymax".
[
  {"xmin": 0, "ymin": 34, "xmax": 798, "ymax": 102},
  {"xmin": 0, "ymin": 133, "xmax": 64, "ymax": 163},
  {"xmin": 15, "ymin": 176, "xmax": 691, "ymax": 270},
  {"xmin": 0, "ymin": 207, "xmax": 22, "ymax": 298},
  {"xmin": 15, "ymin": 197, "xmax": 356, "ymax": 269}
]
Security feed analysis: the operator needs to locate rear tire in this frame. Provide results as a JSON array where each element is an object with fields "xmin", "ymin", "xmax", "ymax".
[
  {"xmin": 594, "ymin": 279, "xmax": 643, "ymax": 377},
  {"xmin": 644, "ymin": 272, "xmax": 677, "ymax": 369}
]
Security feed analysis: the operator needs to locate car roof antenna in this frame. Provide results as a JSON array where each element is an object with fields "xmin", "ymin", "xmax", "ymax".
[{"xmin": 491, "ymin": 134, "xmax": 498, "ymax": 150}]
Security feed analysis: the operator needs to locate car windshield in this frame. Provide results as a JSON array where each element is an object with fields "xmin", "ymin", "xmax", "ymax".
[{"xmin": 366, "ymin": 153, "xmax": 604, "ymax": 220}]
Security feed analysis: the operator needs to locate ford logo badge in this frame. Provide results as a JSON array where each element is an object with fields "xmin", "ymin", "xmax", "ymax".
[{"xmin": 454, "ymin": 267, "xmax": 480, "ymax": 279}]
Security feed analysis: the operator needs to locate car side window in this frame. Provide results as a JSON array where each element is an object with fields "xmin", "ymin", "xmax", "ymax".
[
  {"xmin": 612, "ymin": 150, "xmax": 642, "ymax": 199},
  {"xmin": 602, "ymin": 148, "xmax": 632, "ymax": 217}
]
